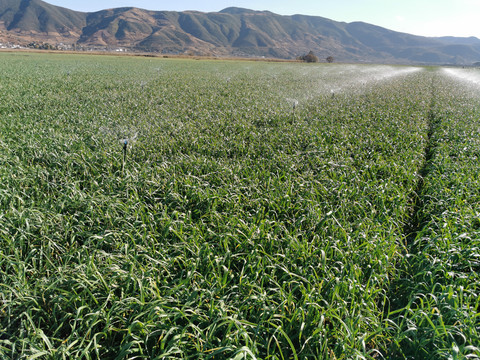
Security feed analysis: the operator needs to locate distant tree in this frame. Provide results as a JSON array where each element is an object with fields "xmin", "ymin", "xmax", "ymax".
[
  {"xmin": 302, "ymin": 51, "xmax": 319, "ymax": 63},
  {"xmin": 326, "ymin": 56, "xmax": 334, "ymax": 63}
]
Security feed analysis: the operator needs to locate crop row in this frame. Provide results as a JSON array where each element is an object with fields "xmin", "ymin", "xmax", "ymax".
[
  {"xmin": 387, "ymin": 70, "xmax": 480, "ymax": 359},
  {"xmin": 0, "ymin": 53, "xmax": 478, "ymax": 359}
]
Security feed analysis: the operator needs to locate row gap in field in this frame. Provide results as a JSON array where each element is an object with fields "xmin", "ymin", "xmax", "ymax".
[
  {"xmin": 400, "ymin": 77, "xmax": 440, "ymax": 247},
  {"xmin": 385, "ymin": 76, "xmax": 443, "ymax": 353}
]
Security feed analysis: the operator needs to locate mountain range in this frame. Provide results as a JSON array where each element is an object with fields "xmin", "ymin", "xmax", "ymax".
[{"xmin": 1, "ymin": 0, "xmax": 480, "ymax": 64}]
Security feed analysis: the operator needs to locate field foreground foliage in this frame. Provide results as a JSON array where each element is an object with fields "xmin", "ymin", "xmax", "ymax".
[{"xmin": 0, "ymin": 53, "xmax": 479, "ymax": 359}]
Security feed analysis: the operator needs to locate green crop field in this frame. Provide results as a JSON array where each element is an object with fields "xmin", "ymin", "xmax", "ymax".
[{"xmin": 0, "ymin": 52, "xmax": 479, "ymax": 359}]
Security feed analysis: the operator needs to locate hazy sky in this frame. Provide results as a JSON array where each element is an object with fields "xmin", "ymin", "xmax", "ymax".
[{"xmin": 46, "ymin": 0, "xmax": 480, "ymax": 39}]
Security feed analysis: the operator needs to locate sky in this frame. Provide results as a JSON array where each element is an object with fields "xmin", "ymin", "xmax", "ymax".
[{"xmin": 45, "ymin": 0, "xmax": 480, "ymax": 39}]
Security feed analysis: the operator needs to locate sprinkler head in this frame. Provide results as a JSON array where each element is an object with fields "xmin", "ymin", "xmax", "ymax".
[{"xmin": 123, "ymin": 139, "xmax": 128, "ymax": 150}]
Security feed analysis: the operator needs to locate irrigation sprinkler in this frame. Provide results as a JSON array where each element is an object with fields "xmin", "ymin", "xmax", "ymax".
[
  {"xmin": 122, "ymin": 139, "xmax": 128, "ymax": 175},
  {"xmin": 120, "ymin": 132, "xmax": 138, "ymax": 175},
  {"xmin": 288, "ymin": 99, "xmax": 299, "ymax": 123}
]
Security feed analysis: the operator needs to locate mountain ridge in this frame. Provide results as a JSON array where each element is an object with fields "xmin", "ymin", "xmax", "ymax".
[{"xmin": 1, "ymin": 0, "xmax": 479, "ymax": 64}]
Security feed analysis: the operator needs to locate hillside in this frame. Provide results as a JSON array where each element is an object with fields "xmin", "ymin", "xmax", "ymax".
[
  {"xmin": 0, "ymin": 0, "xmax": 85, "ymax": 42},
  {"xmin": 1, "ymin": 0, "xmax": 480, "ymax": 64}
]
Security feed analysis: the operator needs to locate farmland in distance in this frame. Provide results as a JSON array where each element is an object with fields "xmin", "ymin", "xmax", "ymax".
[{"xmin": 0, "ymin": 53, "xmax": 479, "ymax": 359}]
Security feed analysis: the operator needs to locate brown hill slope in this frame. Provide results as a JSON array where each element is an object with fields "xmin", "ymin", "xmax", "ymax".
[
  {"xmin": 0, "ymin": 0, "xmax": 85, "ymax": 42},
  {"xmin": 1, "ymin": 0, "xmax": 480, "ymax": 64}
]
